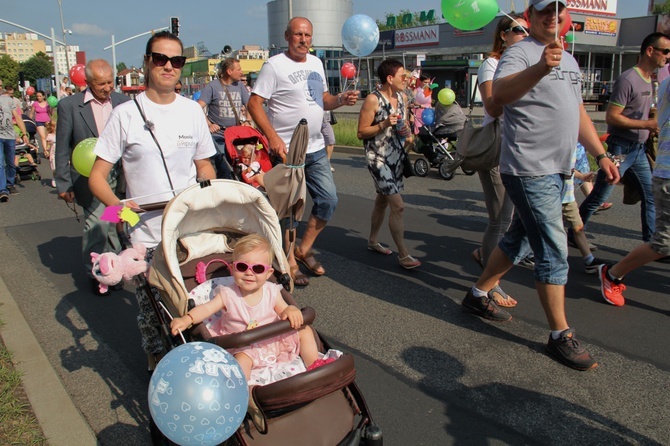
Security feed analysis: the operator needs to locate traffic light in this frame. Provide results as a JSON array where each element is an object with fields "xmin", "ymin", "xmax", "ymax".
[{"xmin": 170, "ymin": 17, "xmax": 179, "ymax": 36}]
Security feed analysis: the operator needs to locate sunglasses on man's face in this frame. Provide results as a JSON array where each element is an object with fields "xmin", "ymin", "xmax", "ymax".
[
  {"xmin": 148, "ymin": 52, "xmax": 187, "ymax": 69},
  {"xmin": 653, "ymin": 47, "xmax": 670, "ymax": 55},
  {"xmin": 505, "ymin": 26, "xmax": 529, "ymax": 36},
  {"xmin": 231, "ymin": 261, "xmax": 271, "ymax": 274}
]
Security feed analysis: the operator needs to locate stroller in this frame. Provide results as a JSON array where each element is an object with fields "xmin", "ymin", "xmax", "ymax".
[
  {"xmin": 143, "ymin": 180, "xmax": 383, "ymax": 445},
  {"xmin": 21, "ymin": 115, "xmax": 41, "ymax": 163},
  {"xmin": 223, "ymin": 126, "xmax": 273, "ymax": 189},
  {"xmin": 14, "ymin": 143, "xmax": 41, "ymax": 183},
  {"xmin": 410, "ymin": 102, "xmax": 474, "ymax": 180}
]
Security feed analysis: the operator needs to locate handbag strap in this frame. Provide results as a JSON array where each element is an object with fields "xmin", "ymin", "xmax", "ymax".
[
  {"xmin": 222, "ymin": 83, "xmax": 241, "ymax": 125},
  {"xmin": 468, "ymin": 80, "xmax": 479, "ymax": 116},
  {"xmin": 134, "ymin": 98, "xmax": 176, "ymax": 197}
]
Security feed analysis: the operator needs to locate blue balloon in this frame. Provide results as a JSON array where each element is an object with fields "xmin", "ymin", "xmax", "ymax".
[
  {"xmin": 341, "ymin": 14, "xmax": 380, "ymax": 57},
  {"xmin": 422, "ymin": 108, "xmax": 435, "ymax": 126},
  {"xmin": 148, "ymin": 342, "xmax": 249, "ymax": 446},
  {"xmin": 192, "ymin": 91, "xmax": 201, "ymax": 101}
]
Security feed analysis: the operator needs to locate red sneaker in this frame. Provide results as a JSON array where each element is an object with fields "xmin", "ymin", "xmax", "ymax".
[{"xmin": 598, "ymin": 264, "xmax": 626, "ymax": 306}]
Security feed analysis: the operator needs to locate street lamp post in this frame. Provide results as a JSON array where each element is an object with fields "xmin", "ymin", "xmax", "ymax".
[{"xmin": 57, "ymin": 0, "xmax": 71, "ymax": 77}]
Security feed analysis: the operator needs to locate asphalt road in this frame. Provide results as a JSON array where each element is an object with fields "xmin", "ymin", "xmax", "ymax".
[{"xmin": 0, "ymin": 149, "xmax": 668, "ymax": 445}]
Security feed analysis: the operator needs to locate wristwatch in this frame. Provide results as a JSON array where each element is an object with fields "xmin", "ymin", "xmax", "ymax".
[{"xmin": 595, "ymin": 153, "xmax": 608, "ymax": 165}]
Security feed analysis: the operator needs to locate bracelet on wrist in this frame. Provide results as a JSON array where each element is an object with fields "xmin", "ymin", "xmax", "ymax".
[
  {"xmin": 595, "ymin": 153, "xmax": 607, "ymax": 165},
  {"xmin": 185, "ymin": 313, "xmax": 194, "ymax": 328},
  {"xmin": 337, "ymin": 93, "xmax": 343, "ymax": 106}
]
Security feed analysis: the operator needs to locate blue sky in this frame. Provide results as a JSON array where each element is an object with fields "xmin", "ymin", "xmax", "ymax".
[{"xmin": 2, "ymin": 0, "xmax": 648, "ymax": 68}]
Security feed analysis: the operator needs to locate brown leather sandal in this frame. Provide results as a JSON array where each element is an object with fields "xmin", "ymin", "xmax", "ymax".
[
  {"xmin": 294, "ymin": 246, "xmax": 325, "ymax": 276},
  {"xmin": 290, "ymin": 264, "xmax": 309, "ymax": 287}
]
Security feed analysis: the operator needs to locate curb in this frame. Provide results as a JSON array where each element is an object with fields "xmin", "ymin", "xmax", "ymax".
[{"xmin": 0, "ymin": 276, "xmax": 99, "ymax": 446}]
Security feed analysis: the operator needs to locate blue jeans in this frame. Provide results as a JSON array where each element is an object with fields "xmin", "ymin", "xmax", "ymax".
[
  {"xmin": 579, "ymin": 135, "xmax": 655, "ymax": 241},
  {"xmin": 211, "ymin": 133, "xmax": 233, "ymax": 180},
  {"xmin": 0, "ymin": 138, "xmax": 16, "ymax": 193},
  {"xmin": 305, "ymin": 149, "xmax": 338, "ymax": 222},
  {"xmin": 500, "ymin": 173, "xmax": 569, "ymax": 285}
]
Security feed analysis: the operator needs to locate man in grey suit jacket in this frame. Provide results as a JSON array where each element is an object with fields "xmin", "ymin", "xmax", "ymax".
[{"xmin": 55, "ymin": 59, "xmax": 130, "ymax": 295}]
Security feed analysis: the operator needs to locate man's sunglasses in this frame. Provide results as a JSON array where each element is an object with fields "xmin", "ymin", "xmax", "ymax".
[
  {"xmin": 147, "ymin": 52, "xmax": 187, "ymax": 69},
  {"xmin": 653, "ymin": 47, "xmax": 670, "ymax": 55},
  {"xmin": 504, "ymin": 26, "xmax": 529, "ymax": 36},
  {"xmin": 231, "ymin": 261, "xmax": 271, "ymax": 274}
]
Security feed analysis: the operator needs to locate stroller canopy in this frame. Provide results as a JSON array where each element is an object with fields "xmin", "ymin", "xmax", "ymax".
[{"xmin": 148, "ymin": 180, "xmax": 290, "ymax": 316}]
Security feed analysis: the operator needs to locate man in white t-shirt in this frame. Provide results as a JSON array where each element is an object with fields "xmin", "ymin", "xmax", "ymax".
[{"xmin": 248, "ymin": 17, "xmax": 359, "ymax": 286}]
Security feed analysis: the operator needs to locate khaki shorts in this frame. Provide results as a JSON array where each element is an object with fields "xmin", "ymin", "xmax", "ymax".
[{"xmin": 562, "ymin": 200, "xmax": 584, "ymax": 231}]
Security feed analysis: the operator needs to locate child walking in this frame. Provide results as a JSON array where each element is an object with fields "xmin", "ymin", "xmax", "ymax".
[
  {"xmin": 45, "ymin": 121, "xmax": 57, "ymax": 188},
  {"xmin": 170, "ymin": 233, "xmax": 319, "ymax": 380}
]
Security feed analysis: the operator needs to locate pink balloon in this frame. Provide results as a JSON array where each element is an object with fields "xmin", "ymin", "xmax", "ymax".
[
  {"xmin": 69, "ymin": 64, "xmax": 87, "ymax": 87},
  {"xmin": 340, "ymin": 62, "xmax": 356, "ymax": 79},
  {"xmin": 26, "ymin": 86, "xmax": 35, "ymax": 96}
]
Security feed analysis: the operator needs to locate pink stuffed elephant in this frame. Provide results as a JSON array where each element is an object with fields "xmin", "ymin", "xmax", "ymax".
[{"xmin": 91, "ymin": 244, "xmax": 149, "ymax": 294}]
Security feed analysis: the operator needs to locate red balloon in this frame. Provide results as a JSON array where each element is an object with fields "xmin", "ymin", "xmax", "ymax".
[
  {"xmin": 340, "ymin": 63, "xmax": 356, "ymax": 79},
  {"xmin": 69, "ymin": 64, "xmax": 87, "ymax": 87},
  {"xmin": 25, "ymin": 86, "xmax": 35, "ymax": 96},
  {"xmin": 560, "ymin": 11, "xmax": 573, "ymax": 38},
  {"xmin": 599, "ymin": 133, "xmax": 609, "ymax": 142}
]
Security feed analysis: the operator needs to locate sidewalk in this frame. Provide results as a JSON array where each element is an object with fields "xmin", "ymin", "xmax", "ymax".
[{"xmin": 0, "ymin": 276, "xmax": 98, "ymax": 446}]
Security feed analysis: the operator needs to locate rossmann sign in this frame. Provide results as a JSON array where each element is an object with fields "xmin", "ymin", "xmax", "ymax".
[
  {"xmin": 567, "ymin": 0, "xmax": 617, "ymax": 16},
  {"xmin": 395, "ymin": 25, "xmax": 439, "ymax": 48}
]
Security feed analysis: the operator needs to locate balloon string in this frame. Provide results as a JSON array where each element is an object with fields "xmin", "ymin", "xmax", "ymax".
[{"xmin": 555, "ymin": 1, "xmax": 559, "ymax": 41}]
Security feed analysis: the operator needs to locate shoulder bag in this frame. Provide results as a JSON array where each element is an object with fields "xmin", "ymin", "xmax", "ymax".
[{"xmin": 455, "ymin": 81, "xmax": 502, "ymax": 171}]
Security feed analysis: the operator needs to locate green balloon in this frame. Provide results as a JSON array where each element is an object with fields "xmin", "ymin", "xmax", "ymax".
[
  {"xmin": 565, "ymin": 33, "xmax": 575, "ymax": 43},
  {"xmin": 72, "ymin": 137, "xmax": 98, "ymax": 177},
  {"xmin": 47, "ymin": 96, "xmax": 58, "ymax": 107},
  {"xmin": 438, "ymin": 88, "xmax": 456, "ymax": 106},
  {"xmin": 442, "ymin": 0, "xmax": 499, "ymax": 31}
]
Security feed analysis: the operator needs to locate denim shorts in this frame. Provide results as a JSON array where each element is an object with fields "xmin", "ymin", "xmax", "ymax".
[
  {"xmin": 500, "ymin": 173, "xmax": 569, "ymax": 285},
  {"xmin": 305, "ymin": 148, "xmax": 338, "ymax": 222},
  {"xmin": 650, "ymin": 177, "xmax": 670, "ymax": 256}
]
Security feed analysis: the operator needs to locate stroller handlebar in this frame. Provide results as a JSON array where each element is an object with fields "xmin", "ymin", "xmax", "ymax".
[{"xmin": 210, "ymin": 306, "xmax": 316, "ymax": 350}]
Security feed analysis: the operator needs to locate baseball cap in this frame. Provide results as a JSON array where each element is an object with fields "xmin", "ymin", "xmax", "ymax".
[{"xmin": 529, "ymin": 0, "xmax": 566, "ymax": 11}]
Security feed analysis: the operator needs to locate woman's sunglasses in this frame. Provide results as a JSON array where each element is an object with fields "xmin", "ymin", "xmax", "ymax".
[
  {"xmin": 148, "ymin": 52, "xmax": 187, "ymax": 69},
  {"xmin": 231, "ymin": 261, "xmax": 271, "ymax": 274},
  {"xmin": 505, "ymin": 26, "xmax": 529, "ymax": 36}
]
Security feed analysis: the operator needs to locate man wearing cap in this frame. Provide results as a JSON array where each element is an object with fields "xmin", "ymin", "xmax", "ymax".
[{"xmin": 460, "ymin": 0, "xmax": 619, "ymax": 370}]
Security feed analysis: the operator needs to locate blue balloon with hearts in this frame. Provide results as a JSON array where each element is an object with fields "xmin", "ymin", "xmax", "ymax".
[
  {"xmin": 148, "ymin": 342, "xmax": 249, "ymax": 446},
  {"xmin": 341, "ymin": 14, "xmax": 380, "ymax": 57},
  {"xmin": 422, "ymin": 108, "xmax": 435, "ymax": 126}
]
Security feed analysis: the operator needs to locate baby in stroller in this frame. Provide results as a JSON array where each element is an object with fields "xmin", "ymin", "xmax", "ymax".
[
  {"xmin": 238, "ymin": 144, "xmax": 267, "ymax": 188},
  {"xmin": 170, "ymin": 233, "xmax": 319, "ymax": 380},
  {"xmin": 224, "ymin": 126, "xmax": 273, "ymax": 189}
]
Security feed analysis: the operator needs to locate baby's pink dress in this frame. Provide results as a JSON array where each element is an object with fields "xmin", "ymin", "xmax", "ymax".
[{"xmin": 212, "ymin": 282, "xmax": 300, "ymax": 368}]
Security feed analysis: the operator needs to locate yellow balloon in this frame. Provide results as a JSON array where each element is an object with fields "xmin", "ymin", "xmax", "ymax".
[
  {"xmin": 438, "ymin": 88, "xmax": 455, "ymax": 106},
  {"xmin": 72, "ymin": 137, "xmax": 98, "ymax": 177}
]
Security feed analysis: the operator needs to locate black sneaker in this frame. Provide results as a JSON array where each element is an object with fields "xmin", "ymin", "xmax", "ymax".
[
  {"xmin": 7, "ymin": 185, "xmax": 18, "ymax": 195},
  {"xmin": 546, "ymin": 329, "xmax": 597, "ymax": 371},
  {"xmin": 462, "ymin": 290, "xmax": 512, "ymax": 322},
  {"xmin": 0, "ymin": 192, "xmax": 8, "ymax": 202},
  {"xmin": 584, "ymin": 258, "xmax": 607, "ymax": 274}
]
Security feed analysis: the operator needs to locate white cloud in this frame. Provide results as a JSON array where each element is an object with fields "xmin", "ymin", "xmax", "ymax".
[{"xmin": 71, "ymin": 23, "xmax": 108, "ymax": 37}]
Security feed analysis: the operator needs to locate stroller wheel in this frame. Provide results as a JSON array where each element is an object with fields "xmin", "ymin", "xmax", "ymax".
[
  {"xmin": 461, "ymin": 168, "xmax": 476, "ymax": 176},
  {"xmin": 413, "ymin": 158, "xmax": 430, "ymax": 177},
  {"xmin": 438, "ymin": 162, "xmax": 456, "ymax": 180}
]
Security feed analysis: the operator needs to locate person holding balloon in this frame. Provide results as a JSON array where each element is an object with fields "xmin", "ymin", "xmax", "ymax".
[
  {"xmin": 54, "ymin": 59, "xmax": 131, "ymax": 296},
  {"xmin": 357, "ymin": 59, "xmax": 420, "ymax": 269},
  {"xmin": 461, "ymin": 0, "xmax": 619, "ymax": 371},
  {"xmin": 90, "ymin": 31, "xmax": 215, "ymax": 363},
  {"xmin": 29, "ymin": 90, "xmax": 51, "ymax": 154},
  {"xmin": 247, "ymin": 17, "xmax": 360, "ymax": 286},
  {"xmin": 468, "ymin": 13, "xmax": 529, "ymax": 308}
]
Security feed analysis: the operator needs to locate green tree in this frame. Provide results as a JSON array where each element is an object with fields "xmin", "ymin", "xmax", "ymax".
[
  {"xmin": 116, "ymin": 62, "xmax": 127, "ymax": 72},
  {"xmin": 0, "ymin": 55, "xmax": 21, "ymax": 90},
  {"xmin": 20, "ymin": 52, "xmax": 53, "ymax": 86},
  {"xmin": 652, "ymin": 0, "xmax": 670, "ymax": 14},
  {"xmin": 377, "ymin": 8, "xmax": 440, "ymax": 31}
]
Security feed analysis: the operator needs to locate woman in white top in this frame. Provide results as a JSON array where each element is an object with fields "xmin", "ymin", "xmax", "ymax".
[{"xmin": 471, "ymin": 14, "xmax": 529, "ymax": 308}]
